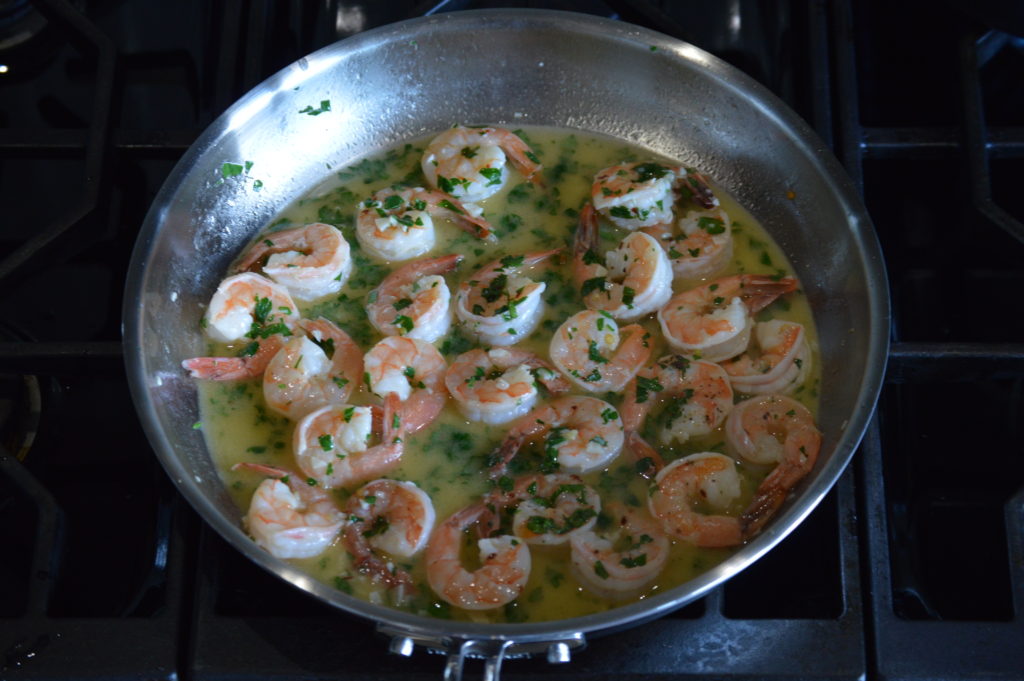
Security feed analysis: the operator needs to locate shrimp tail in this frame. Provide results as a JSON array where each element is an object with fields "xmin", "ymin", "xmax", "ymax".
[
  {"xmin": 232, "ymin": 461, "xmax": 288, "ymax": 478},
  {"xmin": 486, "ymin": 434, "xmax": 525, "ymax": 480},
  {"xmin": 341, "ymin": 519, "xmax": 417, "ymax": 596},
  {"xmin": 739, "ymin": 487, "xmax": 787, "ymax": 539},
  {"xmin": 572, "ymin": 203, "xmax": 602, "ymax": 288},
  {"xmin": 501, "ymin": 136, "xmax": 544, "ymax": 187},
  {"xmin": 739, "ymin": 275, "xmax": 799, "ymax": 314},
  {"xmin": 626, "ymin": 431, "xmax": 665, "ymax": 479},
  {"xmin": 182, "ymin": 336, "xmax": 284, "ymax": 381},
  {"xmin": 680, "ymin": 170, "xmax": 719, "ymax": 209}
]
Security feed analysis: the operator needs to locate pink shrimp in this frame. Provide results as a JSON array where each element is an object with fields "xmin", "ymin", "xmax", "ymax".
[
  {"xmin": 232, "ymin": 462, "xmax": 345, "ymax": 559},
  {"xmin": 725, "ymin": 395, "xmax": 822, "ymax": 538},
  {"xmin": 720, "ymin": 320, "xmax": 812, "ymax": 395},
  {"xmin": 573, "ymin": 203, "xmax": 673, "ymax": 321},
  {"xmin": 182, "ymin": 334, "xmax": 285, "ymax": 381},
  {"xmin": 425, "ymin": 503, "xmax": 531, "ymax": 611},
  {"xmin": 356, "ymin": 187, "xmax": 495, "ymax": 262},
  {"xmin": 262, "ymin": 318, "xmax": 363, "ymax": 420},
  {"xmin": 488, "ymin": 395, "xmax": 625, "ymax": 477},
  {"xmin": 648, "ymin": 452, "xmax": 744, "ymax": 548},
  {"xmin": 445, "ymin": 347, "xmax": 569, "ymax": 425},
  {"xmin": 657, "ymin": 274, "xmax": 798, "ymax": 362},
  {"xmin": 366, "ymin": 254, "xmax": 462, "ymax": 342},
  {"xmin": 421, "ymin": 125, "xmax": 543, "ymax": 203},
  {"xmin": 232, "ymin": 222, "xmax": 352, "ymax": 301},
  {"xmin": 292, "ymin": 393, "xmax": 406, "ymax": 489},
  {"xmin": 364, "ymin": 336, "xmax": 449, "ymax": 435},
  {"xmin": 342, "ymin": 478, "xmax": 435, "ymax": 603},
  {"xmin": 549, "ymin": 309, "xmax": 652, "ymax": 393},
  {"xmin": 454, "ymin": 249, "xmax": 561, "ymax": 346},
  {"xmin": 620, "ymin": 355, "xmax": 734, "ymax": 475}
]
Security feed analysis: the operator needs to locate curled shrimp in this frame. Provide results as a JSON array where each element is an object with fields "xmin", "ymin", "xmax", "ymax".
[
  {"xmin": 232, "ymin": 222, "xmax": 352, "ymax": 301},
  {"xmin": 263, "ymin": 318, "xmax": 363, "ymax": 420},
  {"xmin": 489, "ymin": 395, "xmax": 625, "ymax": 477},
  {"xmin": 455, "ymin": 249, "xmax": 560, "ymax": 346},
  {"xmin": 570, "ymin": 504, "xmax": 670, "ymax": 600},
  {"xmin": 425, "ymin": 502, "xmax": 531, "ymax": 611},
  {"xmin": 643, "ymin": 204, "xmax": 733, "ymax": 282},
  {"xmin": 356, "ymin": 187, "xmax": 495, "ymax": 262},
  {"xmin": 342, "ymin": 479, "xmax": 435, "ymax": 601},
  {"xmin": 549, "ymin": 309, "xmax": 652, "ymax": 392},
  {"xmin": 721, "ymin": 320, "xmax": 812, "ymax": 395},
  {"xmin": 367, "ymin": 254, "xmax": 462, "ymax": 342},
  {"xmin": 621, "ymin": 355, "xmax": 734, "ymax": 472},
  {"xmin": 590, "ymin": 162, "xmax": 718, "ymax": 230},
  {"xmin": 648, "ymin": 452, "xmax": 744, "ymax": 548},
  {"xmin": 445, "ymin": 347, "xmax": 569, "ymax": 425},
  {"xmin": 657, "ymin": 274, "xmax": 798, "ymax": 363},
  {"xmin": 182, "ymin": 333, "xmax": 285, "ymax": 381},
  {"xmin": 233, "ymin": 462, "xmax": 344, "ymax": 559},
  {"xmin": 364, "ymin": 336, "xmax": 448, "ymax": 434},
  {"xmin": 202, "ymin": 272, "xmax": 299, "ymax": 343},
  {"xmin": 725, "ymin": 395, "xmax": 821, "ymax": 538},
  {"xmin": 574, "ymin": 203, "xmax": 673, "ymax": 321},
  {"xmin": 500, "ymin": 473, "xmax": 602, "ymax": 547},
  {"xmin": 421, "ymin": 125, "xmax": 543, "ymax": 203},
  {"xmin": 292, "ymin": 393, "xmax": 405, "ymax": 489}
]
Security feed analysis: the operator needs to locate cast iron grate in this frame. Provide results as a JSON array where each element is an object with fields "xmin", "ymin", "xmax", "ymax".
[{"xmin": 2, "ymin": 0, "xmax": 1021, "ymax": 679}]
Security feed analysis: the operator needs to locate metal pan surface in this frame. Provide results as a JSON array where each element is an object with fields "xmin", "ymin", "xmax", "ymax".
[{"xmin": 123, "ymin": 8, "xmax": 888, "ymax": 675}]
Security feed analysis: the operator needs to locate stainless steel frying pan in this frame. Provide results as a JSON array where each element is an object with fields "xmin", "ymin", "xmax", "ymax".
[{"xmin": 123, "ymin": 9, "xmax": 888, "ymax": 680}]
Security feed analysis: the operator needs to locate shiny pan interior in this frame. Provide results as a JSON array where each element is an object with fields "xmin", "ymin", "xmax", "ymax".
[{"xmin": 123, "ymin": 9, "xmax": 889, "ymax": 646}]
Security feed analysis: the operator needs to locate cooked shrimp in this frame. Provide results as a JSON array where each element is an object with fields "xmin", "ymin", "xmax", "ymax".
[
  {"xmin": 643, "ymin": 205, "xmax": 733, "ymax": 282},
  {"xmin": 455, "ymin": 249, "xmax": 560, "ymax": 346},
  {"xmin": 356, "ymin": 187, "xmax": 495, "ymax": 262},
  {"xmin": 342, "ymin": 479, "xmax": 435, "ymax": 601},
  {"xmin": 263, "ymin": 318, "xmax": 362, "ymax": 420},
  {"xmin": 489, "ymin": 396, "xmax": 625, "ymax": 476},
  {"xmin": 503, "ymin": 473, "xmax": 602, "ymax": 546},
  {"xmin": 648, "ymin": 452, "xmax": 743, "ymax": 548},
  {"xmin": 549, "ymin": 309, "xmax": 652, "ymax": 392},
  {"xmin": 425, "ymin": 503, "xmax": 531, "ymax": 611},
  {"xmin": 203, "ymin": 272, "xmax": 299, "ymax": 343},
  {"xmin": 232, "ymin": 462, "xmax": 344, "ymax": 559},
  {"xmin": 725, "ymin": 395, "xmax": 822, "ymax": 538},
  {"xmin": 574, "ymin": 203, "xmax": 673, "ymax": 321},
  {"xmin": 421, "ymin": 125, "xmax": 543, "ymax": 203},
  {"xmin": 367, "ymin": 254, "xmax": 461, "ymax": 342},
  {"xmin": 657, "ymin": 274, "xmax": 798, "ymax": 362},
  {"xmin": 364, "ymin": 336, "xmax": 448, "ymax": 434},
  {"xmin": 570, "ymin": 504, "xmax": 670, "ymax": 600},
  {"xmin": 721, "ymin": 320, "xmax": 812, "ymax": 395},
  {"xmin": 182, "ymin": 334, "xmax": 285, "ymax": 381},
  {"xmin": 292, "ymin": 395, "xmax": 405, "ymax": 489},
  {"xmin": 232, "ymin": 222, "xmax": 352, "ymax": 301},
  {"xmin": 590, "ymin": 162, "xmax": 718, "ymax": 230},
  {"xmin": 444, "ymin": 347, "xmax": 568, "ymax": 425},
  {"xmin": 621, "ymin": 356, "xmax": 734, "ymax": 471}
]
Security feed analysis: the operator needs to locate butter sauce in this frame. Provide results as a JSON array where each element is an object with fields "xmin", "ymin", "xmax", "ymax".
[{"xmin": 196, "ymin": 127, "xmax": 820, "ymax": 623}]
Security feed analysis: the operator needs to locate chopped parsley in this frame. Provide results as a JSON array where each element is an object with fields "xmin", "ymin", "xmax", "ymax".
[
  {"xmin": 635, "ymin": 376, "xmax": 664, "ymax": 404},
  {"xmin": 298, "ymin": 99, "xmax": 332, "ymax": 116}
]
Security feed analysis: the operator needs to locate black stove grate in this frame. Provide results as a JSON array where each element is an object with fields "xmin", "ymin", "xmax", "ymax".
[{"xmin": 1, "ymin": 1, "xmax": 1022, "ymax": 679}]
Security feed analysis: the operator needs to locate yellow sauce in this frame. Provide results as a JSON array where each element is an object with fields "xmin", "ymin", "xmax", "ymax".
[{"xmin": 197, "ymin": 127, "xmax": 820, "ymax": 623}]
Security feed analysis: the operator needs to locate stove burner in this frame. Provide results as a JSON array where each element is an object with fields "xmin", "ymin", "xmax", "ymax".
[
  {"xmin": 0, "ymin": 324, "xmax": 42, "ymax": 461},
  {"xmin": 0, "ymin": 0, "xmax": 45, "ymax": 52}
]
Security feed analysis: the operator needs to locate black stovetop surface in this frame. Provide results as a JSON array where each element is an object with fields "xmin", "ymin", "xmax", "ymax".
[{"xmin": 1, "ymin": 1, "xmax": 1022, "ymax": 679}]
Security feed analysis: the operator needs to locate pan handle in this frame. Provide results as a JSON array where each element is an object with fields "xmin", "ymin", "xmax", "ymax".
[{"xmin": 379, "ymin": 625, "xmax": 585, "ymax": 680}]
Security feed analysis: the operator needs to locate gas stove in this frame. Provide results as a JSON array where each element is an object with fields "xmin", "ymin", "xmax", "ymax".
[{"xmin": 2, "ymin": 1, "xmax": 1022, "ymax": 679}]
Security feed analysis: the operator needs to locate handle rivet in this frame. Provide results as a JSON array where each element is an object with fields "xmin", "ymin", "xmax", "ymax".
[
  {"xmin": 547, "ymin": 642, "xmax": 571, "ymax": 664},
  {"xmin": 390, "ymin": 636, "xmax": 415, "ymax": 657}
]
